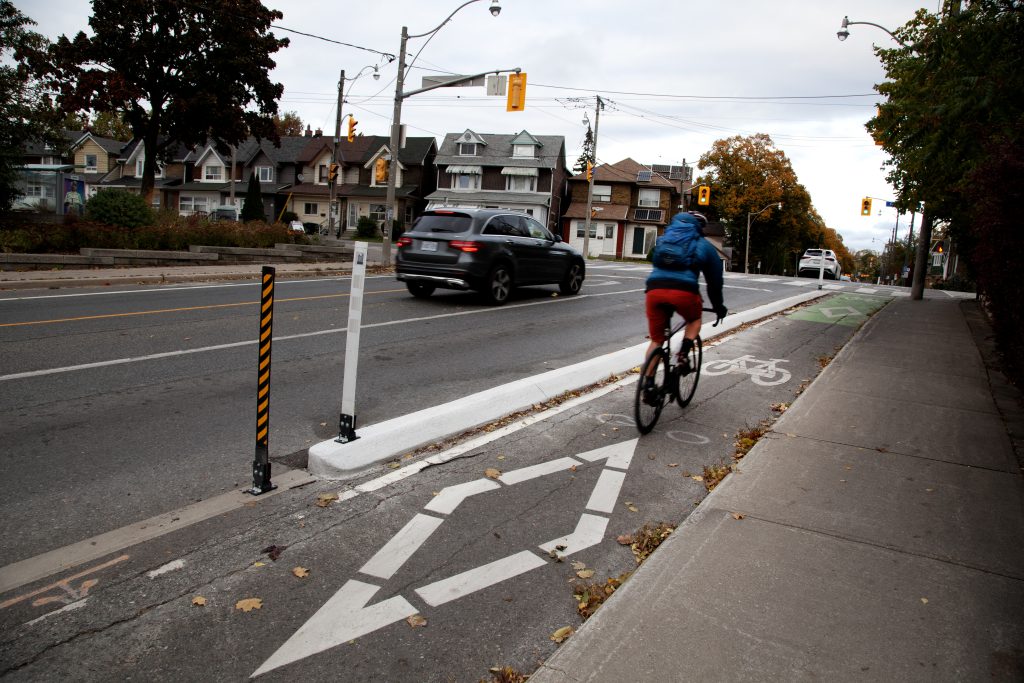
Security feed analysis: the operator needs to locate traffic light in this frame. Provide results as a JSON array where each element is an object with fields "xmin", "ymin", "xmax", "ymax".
[
  {"xmin": 586, "ymin": 161, "xmax": 593, "ymax": 182},
  {"xmin": 697, "ymin": 185, "xmax": 710, "ymax": 206},
  {"xmin": 860, "ymin": 197, "xmax": 872, "ymax": 216},
  {"xmin": 374, "ymin": 157, "xmax": 388, "ymax": 183},
  {"xmin": 506, "ymin": 72, "xmax": 527, "ymax": 112},
  {"xmin": 347, "ymin": 116, "xmax": 358, "ymax": 142},
  {"xmin": 328, "ymin": 162, "xmax": 338, "ymax": 183}
]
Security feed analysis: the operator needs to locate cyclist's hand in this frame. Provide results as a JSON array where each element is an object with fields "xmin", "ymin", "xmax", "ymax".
[{"xmin": 713, "ymin": 305, "xmax": 728, "ymax": 324}]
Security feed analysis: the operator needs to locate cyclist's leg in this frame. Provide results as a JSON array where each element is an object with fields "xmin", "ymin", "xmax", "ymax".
[
  {"xmin": 673, "ymin": 291, "xmax": 704, "ymax": 363},
  {"xmin": 643, "ymin": 291, "xmax": 672, "ymax": 376}
]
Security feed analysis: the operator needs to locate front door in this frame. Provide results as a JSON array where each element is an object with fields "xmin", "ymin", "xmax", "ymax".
[{"xmin": 601, "ymin": 223, "xmax": 618, "ymax": 257}]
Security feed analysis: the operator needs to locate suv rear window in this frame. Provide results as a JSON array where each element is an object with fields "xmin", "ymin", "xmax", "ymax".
[
  {"xmin": 804, "ymin": 249, "xmax": 822, "ymax": 257},
  {"xmin": 413, "ymin": 213, "xmax": 473, "ymax": 233}
]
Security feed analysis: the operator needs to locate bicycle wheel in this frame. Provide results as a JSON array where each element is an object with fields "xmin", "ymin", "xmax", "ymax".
[
  {"xmin": 635, "ymin": 347, "xmax": 668, "ymax": 434},
  {"xmin": 675, "ymin": 336, "xmax": 702, "ymax": 408}
]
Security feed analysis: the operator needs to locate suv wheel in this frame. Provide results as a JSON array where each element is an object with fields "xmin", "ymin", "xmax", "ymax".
[
  {"xmin": 483, "ymin": 264, "xmax": 512, "ymax": 305},
  {"xmin": 559, "ymin": 262, "xmax": 584, "ymax": 295},
  {"xmin": 407, "ymin": 282, "xmax": 435, "ymax": 299}
]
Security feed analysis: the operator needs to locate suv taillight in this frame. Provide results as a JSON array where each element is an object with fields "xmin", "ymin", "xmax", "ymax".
[
  {"xmin": 396, "ymin": 236, "xmax": 412, "ymax": 248},
  {"xmin": 449, "ymin": 240, "xmax": 480, "ymax": 253}
]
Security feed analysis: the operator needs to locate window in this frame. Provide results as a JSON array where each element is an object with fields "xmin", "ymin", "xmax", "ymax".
[
  {"xmin": 369, "ymin": 204, "xmax": 387, "ymax": 222},
  {"xmin": 458, "ymin": 142, "xmax": 477, "ymax": 156},
  {"xmin": 204, "ymin": 164, "xmax": 223, "ymax": 181},
  {"xmin": 318, "ymin": 164, "xmax": 328, "ymax": 183},
  {"xmin": 524, "ymin": 217, "xmax": 551, "ymax": 240},
  {"xmin": 484, "ymin": 215, "xmax": 528, "ymax": 237},
  {"xmin": 593, "ymin": 185, "xmax": 611, "ymax": 202},
  {"xmin": 256, "ymin": 166, "xmax": 273, "ymax": 182},
  {"xmin": 506, "ymin": 175, "xmax": 536, "ymax": 192},
  {"xmin": 26, "ymin": 184, "xmax": 43, "ymax": 197},
  {"xmin": 638, "ymin": 188, "xmax": 660, "ymax": 207},
  {"xmin": 85, "ymin": 154, "xmax": 98, "ymax": 172},
  {"xmin": 576, "ymin": 222, "xmax": 597, "ymax": 239},
  {"xmin": 304, "ymin": 202, "xmax": 319, "ymax": 216},
  {"xmin": 452, "ymin": 173, "xmax": 481, "ymax": 190},
  {"xmin": 180, "ymin": 195, "xmax": 210, "ymax": 213},
  {"xmin": 512, "ymin": 145, "xmax": 533, "ymax": 158},
  {"xmin": 135, "ymin": 158, "xmax": 163, "ymax": 178}
]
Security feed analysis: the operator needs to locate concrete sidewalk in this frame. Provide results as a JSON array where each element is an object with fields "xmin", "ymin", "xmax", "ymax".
[{"xmin": 531, "ymin": 297, "xmax": 1024, "ymax": 682}]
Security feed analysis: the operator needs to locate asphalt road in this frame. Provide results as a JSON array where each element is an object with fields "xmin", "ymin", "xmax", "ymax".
[
  {"xmin": 0, "ymin": 266, "xmax": 899, "ymax": 566},
  {"xmin": 0, "ymin": 279, "xmax": 899, "ymax": 681}
]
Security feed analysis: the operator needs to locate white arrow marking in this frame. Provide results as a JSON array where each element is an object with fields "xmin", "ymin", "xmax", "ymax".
[
  {"xmin": 424, "ymin": 478, "xmax": 500, "ymax": 515},
  {"xmin": 821, "ymin": 306, "xmax": 862, "ymax": 318},
  {"xmin": 359, "ymin": 513, "xmax": 445, "ymax": 580},
  {"xmin": 415, "ymin": 550, "xmax": 546, "ymax": 607},
  {"xmin": 585, "ymin": 470, "xmax": 627, "ymax": 514},
  {"xmin": 574, "ymin": 439, "xmax": 638, "ymax": 470},
  {"xmin": 251, "ymin": 579, "xmax": 418, "ymax": 678},
  {"xmin": 499, "ymin": 457, "xmax": 581, "ymax": 486},
  {"xmin": 538, "ymin": 513, "xmax": 609, "ymax": 557}
]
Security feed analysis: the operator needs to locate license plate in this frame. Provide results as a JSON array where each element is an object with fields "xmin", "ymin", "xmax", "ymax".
[{"xmin": 421, "ymin": 241, "xmax": 438, "ymax": 252}]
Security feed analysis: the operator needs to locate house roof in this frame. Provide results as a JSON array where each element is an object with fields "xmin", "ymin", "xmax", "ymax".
[
  {"xmin": 72, "ymin": 132, "xmax": 129, "ymax": 155},
  {"xmin": 435, "ymin": 131, "xmax": 565, "ymax": 169},
  {"xmin": 583, "ymin": 158, "xmax": 676, "ymax": 187},
  {"xmin": 562, "ymin": 203, "xmax": 630, "ymax": 220}
]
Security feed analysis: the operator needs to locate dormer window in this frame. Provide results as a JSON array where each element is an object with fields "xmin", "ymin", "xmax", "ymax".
[
  {"xmin": 255, "ymin": 166, "xmax": 273, "ymax": 182},
  {"xmin": 512, "ymin": 145, "xmax": 534, "ymax": 158},
  {"xmin": 458, "ymin": 143, "xmax": 478, "ymax": 156},
  {"xmin": 135, "ymin": 157, "xmax": 163, "ymax": 178},
  {"xmin": 85, "ymin": 154, "xmax": 98, "ymax": 172},
  {"xmin": 204, "ymin": 164, "xmax": 223, "ymax": 181}
]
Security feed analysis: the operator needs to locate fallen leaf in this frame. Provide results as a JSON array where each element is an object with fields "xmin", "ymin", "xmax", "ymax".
[
  {"xmin": 496, "ymin": 455, "xmax": 505, "ymax": 461},
  {"xmin": 253, "ymin": 561, "xmax": 266, "ymax": 568},
  {"xmin": 690, "ymin": 475, "xmax": 704, "ymax": 482},
  {"xmin": 292, "ymin": 567, "xmax": 310, "ymax": 578},
  {"xmin": 626, "ymin": 504, "xmax": 639, "ymax": 512},
  {"xmin": 485, "ymin": 468, "xmax": 502, "ymax": 479},
  {"xmin": 319, "ymin": 422, "xmax": 327, "ymax": 427},
  {"xmin": 616, "ymin": 534, "xmax": 634, "ymax": 545},
  {"xmin": 315, "ymin": 493, "xmax": 339, "ymax": 508},
  {"xmin": 571, "ymin": 561, "xmax": 587, "ymax": 571},
  {"xmin": 406, "ymin": 614, "xmax": 428, "ymax": 628},
  {"xmin": 550, "ymin": 626, "xmax": 574, "ymax": 643},
  {"xmin": 668, "ymin": 463, "xmax": 679, "ymax": 468},
  {"xmin": 262, "ymin": 545, "xmax": 287, "ymax": 561},
  {"xmin": 191, "ymin": 596, "xmax": 207, "ymax": 607},
  {"xmin": 570, "ymin": 465, "xmax": 578, "ymax": 472},
  {"xmin": 576, "ymin": 569, "xmax": 595, "ymax": 579},
  {"xmin": 235, "ymin": 598, "xmax": 263, "ymax": 612},
  {"xmin": 731, "ymin": 512, "xmax": 745, "ymax": 520},
  {"xmin": 387, "ymin": 461, "xmax": 401, "ymax": 469},
  {"xmin": 920, "ymin": 597, "xmax": 929, "ymax": 605}
]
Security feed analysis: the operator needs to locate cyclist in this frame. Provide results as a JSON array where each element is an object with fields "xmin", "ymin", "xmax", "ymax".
[{"xmin": 642, "ymin": 211, "xmax": 726, "ymax": 394}]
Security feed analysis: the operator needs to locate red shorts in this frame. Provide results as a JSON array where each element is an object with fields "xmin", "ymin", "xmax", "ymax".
[{"xmin": 646, "ymin": 289, "xmax": 702, "ymax": 343}]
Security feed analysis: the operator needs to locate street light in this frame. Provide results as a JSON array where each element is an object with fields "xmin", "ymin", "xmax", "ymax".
[
  {"xmin": 382, "ymin": 0, "xmax": 502, "ymax": 267},
  {"xmin": 745, "ymin": 202, "xmax": 781, "ymax": 274},
  {"xmin": 836, "ymin": 15, "xmax": 910, "ymax": 48},
  {"xmin": 329, "ymin": 64, "xmax": 381, "ymax": 238}
]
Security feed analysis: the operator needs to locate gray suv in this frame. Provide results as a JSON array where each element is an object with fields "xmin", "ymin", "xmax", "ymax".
[{"xmin": 395, "ymin": 208, "xmax": 586, "ymax": 305}]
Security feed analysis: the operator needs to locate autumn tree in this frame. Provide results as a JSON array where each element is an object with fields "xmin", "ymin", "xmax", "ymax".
[
  {"xmin": 697, "ymin": 133, "xmax": 850, "ymax": 274},
  {"xmin": 273, "ymin": 111, "xmax": 305, "ymax": 137},
  {"xmin": 36, "ymin": 0, "xmax": 289, "ymax": 201},
  {"xmin": 0, "ymin": 2, "xmax": 63, "ymax": 211}
]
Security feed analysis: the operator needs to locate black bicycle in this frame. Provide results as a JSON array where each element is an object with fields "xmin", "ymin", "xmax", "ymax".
[{"xmin": 634, "ymin": 307, "xmax": 724, "ymax": 434}]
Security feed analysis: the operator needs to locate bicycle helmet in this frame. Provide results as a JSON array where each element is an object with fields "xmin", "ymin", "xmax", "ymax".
[{"xmin": 689, "ymin": 211, "xmax": 708, "ymax": 235}]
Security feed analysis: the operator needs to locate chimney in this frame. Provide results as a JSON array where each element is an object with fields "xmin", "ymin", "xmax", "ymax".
[
  {"xmin": 314, "ymin": 128, "xmax": 322, "ymax": 137},
  {"xmin": 305, "ymin": 126, "xmax": 312, "ymax": 137}
]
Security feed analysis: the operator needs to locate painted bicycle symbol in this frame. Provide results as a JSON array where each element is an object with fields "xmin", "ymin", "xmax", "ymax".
[{"xmin": 702, "ymin": 355, "xmax": 792, "ymax": 386}]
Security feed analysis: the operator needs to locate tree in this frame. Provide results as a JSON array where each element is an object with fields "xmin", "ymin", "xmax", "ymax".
[
  {"xmin": 36, "ymin": 0, "xmax": 289, "ymax": 201},
  {"xmin": 273, "ymin": 111, "xmax": 305, "ymax": 137},
  {"xmin": 0, "ymin": 2, "xmax": 63, "ymax": 212},
  {"xmin": 90, "ymin": 111, "xmax": 132, "ymax": 140},
  {"xmin": 572, "ymin": 125, "xmax": 594, "ymax": 175},
  {"xmin": 868, "ymin": 0, "xmax": 1023, "ymax": 383},
  {"xmin": 241, "ymin": 172, "xmax": 265, "ymax": 222}
]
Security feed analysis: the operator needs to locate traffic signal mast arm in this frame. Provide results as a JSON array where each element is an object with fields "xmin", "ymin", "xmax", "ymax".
[{"xmin": 399, "ymin": 67, "xmax": 521, "ymax": 99}]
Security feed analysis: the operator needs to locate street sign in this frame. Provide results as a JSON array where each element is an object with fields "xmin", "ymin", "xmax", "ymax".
[
  {"xmin": 486, "ymin": 75, "xmax": 507, "ymax": 96},
  {"xmin": 421, "ymin": 75, "xmax": 486, "ymax": 89}
]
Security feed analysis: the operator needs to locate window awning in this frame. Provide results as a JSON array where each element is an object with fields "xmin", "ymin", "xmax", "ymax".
[
  {"xmin": 501, "ymin": 167, "xmax": 539, "ymax": 176},
  {"xmin": 446, "ymin": 165, "xmax": 482, "ymax": 174}
]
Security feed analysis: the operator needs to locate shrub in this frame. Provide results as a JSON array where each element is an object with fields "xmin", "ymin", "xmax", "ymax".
[
  {"xmin": 280, "ymin": 210, "xmax": 299, "ymax": 223},
  {"xmin": 84, "ymin": 189, "xmax": 155, "ymax": 229},
  {"xmin": 356, "ymin": 216, "xmax": 379, "ymax": 239}
]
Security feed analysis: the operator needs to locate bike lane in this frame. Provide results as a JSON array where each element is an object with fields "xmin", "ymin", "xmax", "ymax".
[{"xmin": 1, "ymin": 294, "xmax": 889, "ymax": 682}]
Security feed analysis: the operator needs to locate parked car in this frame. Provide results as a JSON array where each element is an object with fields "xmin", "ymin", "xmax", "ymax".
[
  {"xmin": 798, "ymin": 249, "xmax": 841, "ymax": 280},
  {"xmin": 395, "ymin": 208, "xmax": 585, "ymax": 305}
]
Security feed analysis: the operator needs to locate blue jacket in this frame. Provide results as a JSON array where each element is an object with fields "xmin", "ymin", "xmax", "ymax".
[{"xmin": 645, "ymin": 212, "xmax": 725, "ymax": 309}]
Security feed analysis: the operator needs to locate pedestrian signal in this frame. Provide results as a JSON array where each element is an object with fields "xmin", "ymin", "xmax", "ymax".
[
  {"xmin": 860, "ymin": 197, "xmax": 872, "ymax": 216},
  {"xmin": 697, "ymin": 185, "xmax": 710, "ymax": 206}
]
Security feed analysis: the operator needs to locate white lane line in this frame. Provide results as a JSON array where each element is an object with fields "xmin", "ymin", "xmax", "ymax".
[
  {"xmin": 575, "ymin": 439, "xmax": 637, "ymax": 470},
  {"xmin": 415, "ymin": 550, "xmax": 546, "ymax": 607},
  {"xmin": 750, "ymin": 277, "xmax": 779, "ymax": 283},
  {"xmin": 424, "ymin": 479, "xmax": 501, "ymax": 515},
  {"xmin": 147, "ymin": 559, "xmax": 185, "ymax": 579},
  {"xmin": 26, "ymin": 599, "xmax": 89, "ymax": 627},
  {"xmin": 1, "ymin": 287, "xmax": 646, "ymax": 382},
  {"xmin": 856, "ymin": 287, "xmax": 879, "ymax": 294},
  {"xmin": 499, "ymin": 457, "xmax": 581, "ymax": 486},
  {"xmin": 358, "ymin": 513, "xmax": 446, "ymax": 580},
  {"xmin": 538, "ymin": 514, "xmax": 609, "ymax": 557},
  {"xmin": 252, "ymin": 579, "xmax": 418, "ymax": 678},
  {"xmin": 824, "ymin": 284, "xmax": 844, "ymax": 290},
  {"xmin": 724, "ymin": 284, "xmax": 773, "ymax": 292},
  {"xmin": 585, "ymin": 470, "xmax": 627, "ymax": 514},
  {"xmin": 784, "ymin": 280, "xmax": 810, "ymax": 286}
]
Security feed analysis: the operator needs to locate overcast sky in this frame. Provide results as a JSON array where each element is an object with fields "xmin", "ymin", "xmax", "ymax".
[{"xmin": 24, "ymin": 0, "xmax": 934, "ymax": 253}]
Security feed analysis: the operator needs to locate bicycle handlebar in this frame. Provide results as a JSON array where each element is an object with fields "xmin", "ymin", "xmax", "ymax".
[{"xmin": 703, "ymin": 307, "xmax": 727, "ymax": 327}]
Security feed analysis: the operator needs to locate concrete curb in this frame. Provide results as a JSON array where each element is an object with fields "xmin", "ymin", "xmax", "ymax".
[{"xmin": 308, "ymin": 289, "xmax": 830, "ymax": 480}]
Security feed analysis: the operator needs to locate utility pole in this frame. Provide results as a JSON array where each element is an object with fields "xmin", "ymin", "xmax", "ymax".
[
  {"xmin": 582, "ymin": 95, "xmax": 604, "ymax": 259},
  {"xmin": 329, "ymin": 69, "xmax": 345, "ymax": 238},
  {"xmin": 911, "ymin": 210, "xmax": 933, "ymax": 300}
]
